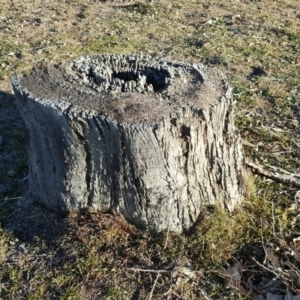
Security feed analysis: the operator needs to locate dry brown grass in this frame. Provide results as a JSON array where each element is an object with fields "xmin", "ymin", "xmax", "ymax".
[{"xmin": 1, "ymin": 0, "xmax": 300, "ymax": 299}]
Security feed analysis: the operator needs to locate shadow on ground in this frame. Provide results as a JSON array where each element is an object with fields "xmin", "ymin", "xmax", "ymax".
[
  {"xmin": 0, "ymin": 89, "xmax": 72, "ymax": 250},
  {"xmin": 0, "ymin": 91, "xmax": 146, "ymax": 299}
]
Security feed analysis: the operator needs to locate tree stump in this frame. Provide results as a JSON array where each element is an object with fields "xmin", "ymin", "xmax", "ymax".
[{"xmin": 11, "ymin": 54, "xmax": 244, "ymax": 232}]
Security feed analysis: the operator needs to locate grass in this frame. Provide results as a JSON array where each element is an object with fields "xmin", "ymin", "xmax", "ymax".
[{"xmin": 0, "ymin": 0, "xmax": 300, "ymax": 299}]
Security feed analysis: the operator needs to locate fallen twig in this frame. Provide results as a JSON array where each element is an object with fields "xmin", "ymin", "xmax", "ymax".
[
  {"xmin": 148, "ymin": 274, "xmax": 160, "ymax": 300},
  {"xmin": 0, "ymin": 197, "xmax": 23, "ymax": 208},
  {"xmin": 199, "ymin": 289, "xmax": 212, "ymax": 300},
  {"xmin": 246, "ymin": 159, "xmax": 300, "ymax": 188},
  {"xmin": 251, "ymin": 257, "xmax": 284, "ymax": 280},
  {"xmin": 126, "ymin": 267, "xmax": 170, "ymax": 274}
]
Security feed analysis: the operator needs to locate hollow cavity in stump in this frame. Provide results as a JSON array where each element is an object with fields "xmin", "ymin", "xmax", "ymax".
[{"xmin": 12, "ymin": 54, "xmax": 244, "ymax": 232}]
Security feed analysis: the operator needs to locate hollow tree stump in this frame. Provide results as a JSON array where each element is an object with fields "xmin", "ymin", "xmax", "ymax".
[{"xmin": 11, "ymin": 54, "xmax": 244, "ymax": 232}]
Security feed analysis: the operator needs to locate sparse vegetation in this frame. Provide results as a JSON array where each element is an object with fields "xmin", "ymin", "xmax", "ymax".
[{"xmin": 0, "ymin": 0, "xmax": 300, "ymax": 299}]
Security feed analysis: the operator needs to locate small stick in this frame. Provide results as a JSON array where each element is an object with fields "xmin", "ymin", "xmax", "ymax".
[
  {"xmin": 126, "ymin": 267, "xmax": 170, "ymax": 274},
  {"xmin": 251, "ymin": 257, "xmax": 290, "ymax": 282},
  {"xmin": 148, "ymin": 274, "xmax": 160, "ymax": 300},
  {"xmin": 246, "ymin": 159, "xmax": 300, "ymax": 188},
  {"xmin": 163, "ymin": 226, "xmax": 170, "ymax": 250},
  {"xmin": 199, "ymin": 289, "xmax": 212, "ymax": 300}
]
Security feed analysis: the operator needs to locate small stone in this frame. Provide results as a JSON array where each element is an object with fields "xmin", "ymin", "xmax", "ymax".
[{"xmin": 7, "ymin": 170, "xmax": 16, "ymax": 177}]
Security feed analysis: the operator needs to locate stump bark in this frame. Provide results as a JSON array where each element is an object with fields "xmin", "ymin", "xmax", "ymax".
[{"xmin": 11, "ymin": 54, "xmax": 244, "ymax": 232}]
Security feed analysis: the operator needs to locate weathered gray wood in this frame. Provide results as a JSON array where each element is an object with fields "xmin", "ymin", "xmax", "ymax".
[
  {"xmin": 11, "ymin": 54, "xmax": 244, "ymax": 232},
  {"xmin": 246, "ymin": 159, "xmax": 300, "ymax": 188}
]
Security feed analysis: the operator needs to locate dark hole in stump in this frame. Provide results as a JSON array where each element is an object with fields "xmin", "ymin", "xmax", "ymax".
[{"xmin": 88, "ymin": 67, "xmax": 169, "ymax": 92}]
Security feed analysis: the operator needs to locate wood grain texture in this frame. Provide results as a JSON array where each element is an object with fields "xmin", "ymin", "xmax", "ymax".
[{"xmin": 11, "ymin": 54, "xmax": 244, "ymax": 232}]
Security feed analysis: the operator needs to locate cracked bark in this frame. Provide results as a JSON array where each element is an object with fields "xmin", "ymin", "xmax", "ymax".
[{"xmin": 11, "ymin": 54, "xmax": 244, "ymax": 232}]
